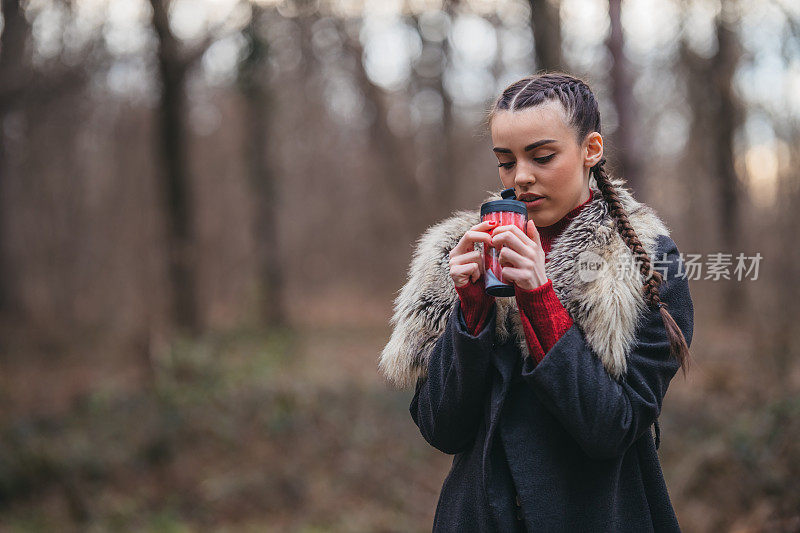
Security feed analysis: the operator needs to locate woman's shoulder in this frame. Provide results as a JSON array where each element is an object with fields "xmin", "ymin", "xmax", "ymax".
[{"xmin": 653, "ymin": 233, "xmax": 680, "ymax": 259}]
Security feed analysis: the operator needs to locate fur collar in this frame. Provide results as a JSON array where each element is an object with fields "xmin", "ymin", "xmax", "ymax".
[{"xmin": 379, "ymin": 176, "xmax": 670, "ymax": 389}]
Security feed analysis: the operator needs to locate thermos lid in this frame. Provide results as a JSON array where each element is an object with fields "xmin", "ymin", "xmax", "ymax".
[
  {"xmin": 481, "ymin": 187, "xmax": 528, "ymax": 217},
  {"xmin": 500, "ymin": 187, "xmax": 517, "ymax": 199}
]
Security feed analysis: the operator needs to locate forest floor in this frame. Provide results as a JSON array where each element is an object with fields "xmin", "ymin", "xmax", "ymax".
[{"xmin": 0, "ymin": 291, "xmax": 798, "ymax": 532}]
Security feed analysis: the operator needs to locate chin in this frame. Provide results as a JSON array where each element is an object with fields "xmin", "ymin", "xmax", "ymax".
[
  {"xmin": 529, "ymin": 213, "xmax": 553, "ymax": 227},
  {"xmin": 527, "ymin": 208, "xmax": 549, "ymax": 223}
]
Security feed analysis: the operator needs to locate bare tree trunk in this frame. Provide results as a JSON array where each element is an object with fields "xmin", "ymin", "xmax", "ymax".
[
  {"xmin": 0, "ymin": 0, "xmax": 87, "ymax": 329},
  {"xmin": 149, "ymin": 0, "xmax": 200, "ymax": 334},
  {"xmin": 238, "ymin": 6, "xmax": 286, "ymax": 328},
  {"xmin": 410, "ymin": 3, "xmax": 458, "ymax": 215},
  {"xmin": 340, "ymin": 19, "xmax": 431, "ymax": 237},
  {"xmin": 769, "ymin": 133, "xmax": 800, "ymax": 396},
  {"xmin": 606, "ymin": 0, "xmax": 643, "ymax": 193},
  {"xmin": 710, "ymin": 8, "xmax": 745, "ymax": 316},
  {"xmin": 678, "ymin": 4, "xmax": 744, "ymax": 319},
  {"xmin": 528, "ymin": 0, "xmax": 564, "ymax": 71},
  {"xmin": 710, "ymin": 11, "xmax": 744, "ymax": 253},
  {"xmin": 0, "ymin": 0, "xmax": 30, "ymax": 315}
]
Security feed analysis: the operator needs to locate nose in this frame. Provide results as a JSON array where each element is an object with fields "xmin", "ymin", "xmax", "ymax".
[{"xmin": 515, "ymin": 168, "xmax": 536, "ymax": 189}]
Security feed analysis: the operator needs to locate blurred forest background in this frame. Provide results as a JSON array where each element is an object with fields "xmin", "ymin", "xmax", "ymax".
[{"xmin": 0, "ymin": 0, "xmax": 799, "ymax": 530}]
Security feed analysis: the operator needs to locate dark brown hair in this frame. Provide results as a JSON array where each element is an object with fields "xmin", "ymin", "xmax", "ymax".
[{"xmin": 485, "ymin": 71, "xmax": 691, "ymax": 377}]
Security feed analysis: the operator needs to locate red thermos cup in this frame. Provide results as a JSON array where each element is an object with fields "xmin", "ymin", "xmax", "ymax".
[{"xmin": 480, "ymin": 187, "xmax": 528, "ymax": 297}]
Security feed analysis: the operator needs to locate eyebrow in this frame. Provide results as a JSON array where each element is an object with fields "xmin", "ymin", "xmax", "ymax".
[{"xmin": 492, "ymin": 139, "xmax": 557, "ymax": 154}]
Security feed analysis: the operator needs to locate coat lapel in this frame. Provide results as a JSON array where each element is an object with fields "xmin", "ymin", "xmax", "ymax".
[{"xmin": 379, "ymin": 176, "xmax": 670, "ymax": 389}]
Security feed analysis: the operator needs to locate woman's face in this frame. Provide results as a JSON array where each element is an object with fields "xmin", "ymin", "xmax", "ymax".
[{"xmin": 490, "ymin": 101, "xmax": 603, "ymax": 226}]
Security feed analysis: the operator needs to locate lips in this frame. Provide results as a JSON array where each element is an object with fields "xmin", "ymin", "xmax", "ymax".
[{"xmin": 519, "ymin": 194, "xmax": 545, "ymax": 201}]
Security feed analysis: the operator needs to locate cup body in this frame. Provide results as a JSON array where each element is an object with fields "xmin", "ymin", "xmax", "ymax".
[{"xmin": 481, "ymin": 209, "xmax": 528, "ymax": 297}]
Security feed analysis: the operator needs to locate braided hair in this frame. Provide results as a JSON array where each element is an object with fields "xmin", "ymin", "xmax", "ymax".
[{"xmin": 486, "ymin": 72, "xmax": 691, "ymax": 377}]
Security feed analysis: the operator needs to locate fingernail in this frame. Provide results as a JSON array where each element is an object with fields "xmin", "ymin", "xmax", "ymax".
[{"xmin": 487, "ymin": 221, "xmax": 497, "ymax": 226}]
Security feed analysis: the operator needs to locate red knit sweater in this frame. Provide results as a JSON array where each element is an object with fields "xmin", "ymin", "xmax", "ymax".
[{"xmin": 455, "ymin": 189, "xmax": 594, "ymax": 364}]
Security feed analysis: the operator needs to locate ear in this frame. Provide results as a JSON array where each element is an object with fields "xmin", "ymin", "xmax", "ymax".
[{"xmin": 584, "ymin": 131, "xmax": 604, "ymax": 168}]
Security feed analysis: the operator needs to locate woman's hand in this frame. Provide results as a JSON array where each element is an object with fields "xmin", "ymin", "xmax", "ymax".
[
  {"xmin": 490, "ymin": 220, "xmax": 547, "ymax": 290},
  {"xmin": 449, "ymin": 220, "xmax": 497, "ymax": 288}
]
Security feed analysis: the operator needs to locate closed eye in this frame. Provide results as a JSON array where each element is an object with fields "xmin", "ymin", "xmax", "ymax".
[{"xmin": 497, "ymin": 154, "xmax": 555, "ymax": 169}]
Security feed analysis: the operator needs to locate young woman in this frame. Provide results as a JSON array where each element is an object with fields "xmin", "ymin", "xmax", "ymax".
[{"xmin": 379, "ymin": 72, "xmax": 694, "ymax": 532}]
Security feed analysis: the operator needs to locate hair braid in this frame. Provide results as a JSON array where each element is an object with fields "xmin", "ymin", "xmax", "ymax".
[{"xmin": 593, "ymin": 158, "xmax": 692, "ymax": 377}]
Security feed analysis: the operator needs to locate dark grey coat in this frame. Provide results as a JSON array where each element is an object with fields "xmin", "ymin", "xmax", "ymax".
[{"xmin": 379, "ymin": 178, "xmax": 694, "ymax": 532}]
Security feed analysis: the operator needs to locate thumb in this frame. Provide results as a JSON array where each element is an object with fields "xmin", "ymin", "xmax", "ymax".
[{"xmin": 527, "ymin": 219, "xmax": 542, "ymax": 250}]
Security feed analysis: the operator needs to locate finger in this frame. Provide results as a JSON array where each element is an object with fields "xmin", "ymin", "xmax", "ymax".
[
  {"xmin": 449, "ymin": 249, "xmax": 481, "ymax": 266},
  {"xmin": 498, "ymin": 266, "xmax": 531, "ymax": 286},
  {"xmin": 527, "ymin": 220, "xmax": 542, "ymax": 250},
  {"xmin": 470, "ymin": 261, "xmax": 481, "ymax": 283},
  {"xmin": 491, "ymin": 224, "xmax": 536, "ymax": 248},
  {"xmin": 498, "ymin": 266, "xmax": 521, "ymax": 285},
  {"xmin": 450, "ymin": 263, "xmax": 471, "ymax": 287},
  {"xmin": 451, "ymin": 263, "xmax": 479, "ymax": 286},
  {"xmin": 471, "ymin": 220, "xmax": 499, "ymax": 232},
  {"xmin": 498, "ymin": 245, "xmax": 532, "ymax": 269},
  {"xmin": 452, "ymin": 229, "xmax": 493, "ymax": 256},
  {"xmin": 500, "ymin": 266, "xmax": 546, "ymax": 290},
  {"xmin": 491, "ymin": 228, "xmax": 536, "ymax": 258}
]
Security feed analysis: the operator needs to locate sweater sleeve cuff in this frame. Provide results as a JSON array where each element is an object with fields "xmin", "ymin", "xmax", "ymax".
[
  {"xmin": 455, "ymin": 279, "xmax": 495, "ymax": 336},
  {"xmin": 514, "ymin": 278, "xmax": 574, "ymax": 354},
  {"xmin": 514, "ymin": 278, "xmax": 561, "ymax": 315}
]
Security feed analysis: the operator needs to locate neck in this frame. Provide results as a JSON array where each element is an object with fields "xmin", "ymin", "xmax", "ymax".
[{"xmin": 536, "ymin": 189, "xmax": 594, "ymax": 260}]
